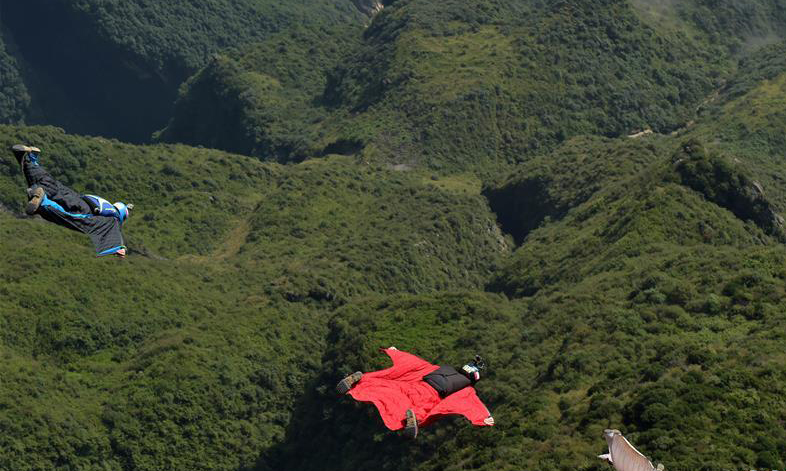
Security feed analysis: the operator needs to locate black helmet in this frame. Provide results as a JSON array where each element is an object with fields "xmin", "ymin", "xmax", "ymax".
[{"xmin": 461, "ymin": 355, "xmax": 486, "ymax": 381}]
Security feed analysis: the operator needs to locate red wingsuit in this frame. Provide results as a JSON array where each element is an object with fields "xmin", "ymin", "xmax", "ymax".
[{"xmin": 347, "ymin": 348, "xmax": 494, "ymax": 430}]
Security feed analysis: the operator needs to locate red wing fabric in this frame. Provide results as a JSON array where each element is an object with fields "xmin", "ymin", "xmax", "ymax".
[{"xmin": 348, "ymin": 348, "xmax": 493, "ymax": 430}]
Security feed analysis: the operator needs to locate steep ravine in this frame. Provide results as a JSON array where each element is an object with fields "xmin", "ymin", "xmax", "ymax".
[{"xmin": 0, "ymin": 0, "xmax": 181, "ymax": 143}]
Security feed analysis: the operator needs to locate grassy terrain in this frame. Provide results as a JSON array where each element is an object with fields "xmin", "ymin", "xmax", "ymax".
[
  {"xmin": 3, "ymin": 2, "xmax": 786, "ymax": 471},
  {"xmin": 160, "ymin": 0, "xmax": 786, "ymax": 172},
  {"xmin": 630, "ymin": 0, "xmax": 786, "ymax": 53},
  {"xmin": 0, "ymin": 0, "xmax": 365, "ymax": 141},
  {"xmin": 5, "ymin": 63, "xmax": 781, "ymax": 469},
  {"xmin": 0, "ymin": 30, "xmax": 29, "ymax": 123},
  {"xmin": 156, "ymin": 26, "xmax": 364, "ymax": 161},
  {"xmin": 0, "ymin": 124, "xmax": 507, "ymax": 470}
]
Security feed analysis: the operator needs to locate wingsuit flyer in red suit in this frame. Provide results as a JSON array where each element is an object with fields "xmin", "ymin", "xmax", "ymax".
[{"xmin": 336, "ymin": 347, "xmax": 495, "ymax": 438}]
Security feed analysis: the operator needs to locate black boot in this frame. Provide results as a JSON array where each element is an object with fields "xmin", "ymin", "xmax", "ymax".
[
  {"xmin": 404, "ymin": 409, "xmax": 418, "ymax": 439},
  {"xmin": 26, "ymin": 187, "xmax": 45, "ymax": 215},
  {"xmin": 336, "ymin": 371, "xmax": 363, "ymax": 394},
  {"xmin": 10, "ymin": 144, "xmax": 31, "ymax": 165}
]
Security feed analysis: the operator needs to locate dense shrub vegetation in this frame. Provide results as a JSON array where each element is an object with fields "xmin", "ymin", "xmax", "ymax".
[
  {"xmin": 156, "ymin": 26, "xmax": 364, "ymax": 161},
  {"xmin": 0, "ymin": 35, "xmax": 29, "ymax": 123},
  {"xmin": 0, "ymin": 124, "xmax": 509, "ymax": 470},
  {"xmin": 158, "ymin": 0, "xmax": 786, "ymax": 171},
  {"xmin": 3, "ymin": 1, "xmax": 786, "ymax": 470},
  {"xmin": 632, "ymin": 0, "xmax": 786, "ymax": 53},
  {"xmin": 0, "ymin": 0, "xmax": 365, "ymax": 141}
]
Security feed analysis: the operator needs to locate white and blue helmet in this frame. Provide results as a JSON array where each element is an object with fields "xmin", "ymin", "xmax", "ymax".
[{"xmin": 113, "ymin": 202, "xmax": 130, "ymax": 224}]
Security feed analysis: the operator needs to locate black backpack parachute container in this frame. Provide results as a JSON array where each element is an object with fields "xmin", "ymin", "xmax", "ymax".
[{"xmin": 423, "ymin": 355, "xmax": 486, "ymax": 398}]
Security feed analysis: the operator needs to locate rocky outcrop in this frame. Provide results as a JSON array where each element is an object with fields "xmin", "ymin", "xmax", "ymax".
[
  {"xmin": 352, "ymin": 0, "xmax": 384, "ymax": 17},
  {"xmin": 627, "ymin": 128, "xmax": 653, "ymax": 139},
  {"xmin": 674, "ymin": 139, "xmax": 786, "ymax": 241}
]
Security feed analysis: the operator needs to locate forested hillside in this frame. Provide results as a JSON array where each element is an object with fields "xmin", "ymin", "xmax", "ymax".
[
  {"xmin": 0, "ymin": 32, "xmax": 29, "ymax": 123},
  {"xmin": 158, "ymin": 0, "xmax": 786, "ymax": 172},
  {"xmin": 631, "ymin": 0, "xmax": 786, "ymax": 52},
  {"xmin": 159, "ymin": 0, "xmax": 719, "ymax": 168},
  {"xmin": 0, "ymin": 0, "xmax": 366, "ymax": 141},
  {"xmin": 156, "ymin": 26, "xmax": 365, "ymax": 161},
  {"xmin": 0, "ymin": 125, "xmax": 507, "ymax": 470},
  {"xmin": 2, "ymin": 1, "xmax": 786, "ymax": 471}
]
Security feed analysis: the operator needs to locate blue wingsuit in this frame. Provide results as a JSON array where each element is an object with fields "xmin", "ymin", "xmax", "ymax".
[{"xmin": 19, "ymin": 150, "xmax": 127, "ymax": 256}]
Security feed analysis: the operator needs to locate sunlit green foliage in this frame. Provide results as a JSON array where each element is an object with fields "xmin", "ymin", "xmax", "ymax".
[
  {"xmin": 0, "ymin": 36, "xmax": 29, "ymax": 123},
  {"xmin": 4, "ymin": 2, "xmax": 786, "ymax": 471},
  {"xmin": 682, "ymin": 39, "xmax": 786, "ymax": 211},
  {"xmin": 160, "ymin": 0, "xmax": 786, "ymax": 171},
  {"xmin": 157, "ymin": 26, "xmax": 364, "ymax": 161},
  {"xmin": 0, "ymin": 124, "xmax": 507, "ymax": 470},
  {"xmin": 484, "ymin": 136, "xmax": 665, "ymax": 244},
  {"xmin": 631, "ymin": 0, "xmax": 786, "ymax": 53},
  {"xmin": 0, "ymin": 0, "xmax": 365, "ymax": 141}
]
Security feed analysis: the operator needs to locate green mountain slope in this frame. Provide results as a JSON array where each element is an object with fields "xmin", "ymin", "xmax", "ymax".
[
  {"xmin": 0, "ymin": 124, "xmax": 508, "ymax": 471},
  {"xmin": 267, "ymin": 52, "xmax": 786, "ymax": 470},
  {"xmin": 317, "ymin": 0, "xmax": 718, "ymax": 169},
  {"xmin": 156, "ymin": 26, "xmax": 364, "ymax": 161},
  {"xmin": 665, "ymin": 39, "xmax": 786, "ymax": 234},
  {"xmin": 483, "ymin": 135, "xmax": 664, "ymax": 245},
  {"xmin": 0, "ymin": 30, "xmax": 29, "ymax": 123},
  {"xmin": 691, "ymin": 40, "xmax": 786, "ymax": 166},
  {"xmin": 274, "ymin": 136, "xmax": 786, "ymax": 471},
  {"xmin": 631, "ymin": 0, "xmax": 786, "ymax": 52},
  {"xmin": 0, "ymin": 218, "xmax": 326, "ymax": 470},
  {"xmin": 0, "ymin": 0, "xmax": 365, "ymax": 142},
  {"xmin": 4, "ymin": 2, "xmax": 786, "ymax": 471},
  {"xmin": 160, "ymin": 0, "xmax": 786, "ymax": 171}
]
